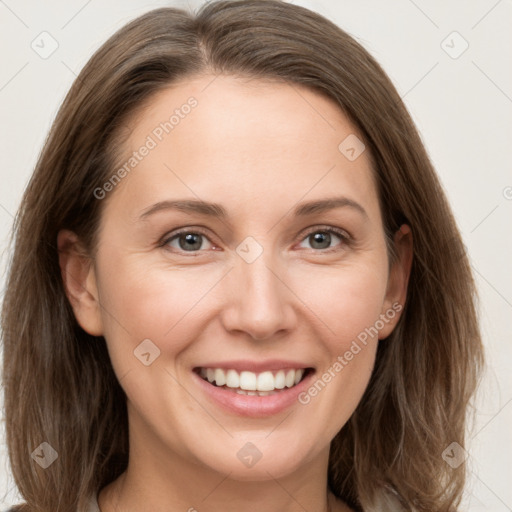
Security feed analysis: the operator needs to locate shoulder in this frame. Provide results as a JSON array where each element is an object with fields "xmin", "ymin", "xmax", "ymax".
[
  {"xmin": 368, "ymin": 487, "xmax": 409, "ymax": 511},
  {"xmin": 86, "ymin": 493, "xmax": 101, "ymax": 512},
  {"xmin": 329, "ymin": 486, "xmax": 408, "ymax": 512},
  {"xmin": 1, "ymin": 494, "xmax": 100, "ymax": 512}
]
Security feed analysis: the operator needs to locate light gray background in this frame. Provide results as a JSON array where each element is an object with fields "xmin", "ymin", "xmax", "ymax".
[{"xmin": 0, "ymin": 0, "xmax": 511, "ymax": 509}]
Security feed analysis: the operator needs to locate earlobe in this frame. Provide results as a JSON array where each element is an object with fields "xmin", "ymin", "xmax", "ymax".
[
  {"xmin": 379, "ymin": 224, "xmax": 413, "ymax": 339},
  {"xmin": 57, "ymin": 229, "xmax": 103, "ymax": 336}
]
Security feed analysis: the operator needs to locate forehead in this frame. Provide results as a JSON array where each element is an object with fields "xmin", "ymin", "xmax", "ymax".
[{"xmin": 105, "ymin": 74, "xmax": 379, "ymax": 223}]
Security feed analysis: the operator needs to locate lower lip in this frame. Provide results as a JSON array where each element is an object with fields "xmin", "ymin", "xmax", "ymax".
[{"xmin": 192, "ymin": 369, "xmax": 315, "ymax": 418}]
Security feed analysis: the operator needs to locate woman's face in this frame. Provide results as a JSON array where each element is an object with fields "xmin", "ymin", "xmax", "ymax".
[{"xmin": 65, "ymin": 74, "xmax": 410, "ymax": 481}]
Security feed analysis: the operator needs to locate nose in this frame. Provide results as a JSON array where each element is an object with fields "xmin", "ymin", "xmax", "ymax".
[{"xmin": 219, "ymin": 250, "xmax": 297, "ymax": 341}]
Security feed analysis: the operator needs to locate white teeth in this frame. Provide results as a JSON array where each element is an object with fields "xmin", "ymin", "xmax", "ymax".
[
  {"xmin": 285, "ymin": 369, "xmax": 295, "ymax": 388},
  {"xmin": 239, "ymin": 371, "xmax": 257, "ymax": 391},
  {"xmin": 257, "ymin": 371, "xmax": 275, "ymax": 391},
  {"xmin": 235, "ymin": 389, "xmax": 276, "ymax": 396},
  {"xmin": 214, "ymin": 368, "xmax": 226, "ymax": 386},
  {"xmin": 274, "ymin": 370, "xmax": 286, "ymax": 389},
  {"xmin": 199, "ymin": 367, "xmax": 307, "ymax": 391},
  {"xmin": 225, "ymin": 369, "xmax": 240, "ymax": 388}
]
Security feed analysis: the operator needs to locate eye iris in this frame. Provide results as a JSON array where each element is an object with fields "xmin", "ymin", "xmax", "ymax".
[
  {"xmin": 310, "ymin": 232, "xmax": 331, "ymax": 249},
  {"xmin": 179, "ymin": 233, "xmax": 202, "ymax": 251}
]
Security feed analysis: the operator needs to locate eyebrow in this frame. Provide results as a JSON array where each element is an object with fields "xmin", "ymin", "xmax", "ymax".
[{"xmin": 139, "ymin": 196, "xmax": 368, "ymax": 220}]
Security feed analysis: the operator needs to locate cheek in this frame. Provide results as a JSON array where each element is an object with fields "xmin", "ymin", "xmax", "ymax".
[
  {"xmin": 294, "ymin": 259, "xmax": 389, "ymax": 347},
  {"xmin": 96, "ymin": 254, "xmax": 223, "ymax": 357},
  {"xmin": 295, "ymin": 264, "xmax": 387, "ymax": 424}
]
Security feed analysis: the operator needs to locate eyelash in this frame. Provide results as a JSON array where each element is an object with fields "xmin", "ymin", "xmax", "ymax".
[{"xmin": 159, "ymin": 225, "xmax": 352, "ymax": 255}]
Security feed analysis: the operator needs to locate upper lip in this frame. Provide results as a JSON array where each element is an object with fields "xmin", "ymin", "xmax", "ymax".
[{"xmin": 194, "ymin": 359, "xmax": 314, "ymax": 373}]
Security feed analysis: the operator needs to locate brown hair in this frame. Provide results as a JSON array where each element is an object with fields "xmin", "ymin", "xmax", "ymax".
[{"xmin": 1, "ymin": 1, "xmax": 484, "ymax": 511}]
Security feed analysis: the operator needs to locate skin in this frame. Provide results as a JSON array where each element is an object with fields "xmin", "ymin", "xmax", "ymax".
[{"xmin": 58, "ymin": 74, "xmax": 412, "ymax": 512}]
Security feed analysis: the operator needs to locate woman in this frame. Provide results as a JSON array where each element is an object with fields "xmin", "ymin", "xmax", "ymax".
[{"xmin": 1, "ymin": 1, "xmax": 483, "ymax": 511}]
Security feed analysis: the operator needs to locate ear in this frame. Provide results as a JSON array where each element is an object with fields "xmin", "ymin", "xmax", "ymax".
[
  {"xmin": 57, "ymin": 229, "xmax": 103, "ymax": 336},
  {"xmin": 378, "ymin": 224, "xmax": 413, "ymax": 339}
]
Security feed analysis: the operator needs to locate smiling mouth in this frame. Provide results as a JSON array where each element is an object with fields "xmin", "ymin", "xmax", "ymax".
[{"xmin": 193, "ymin": 367, "xmax": 314, "ymax": 396}]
